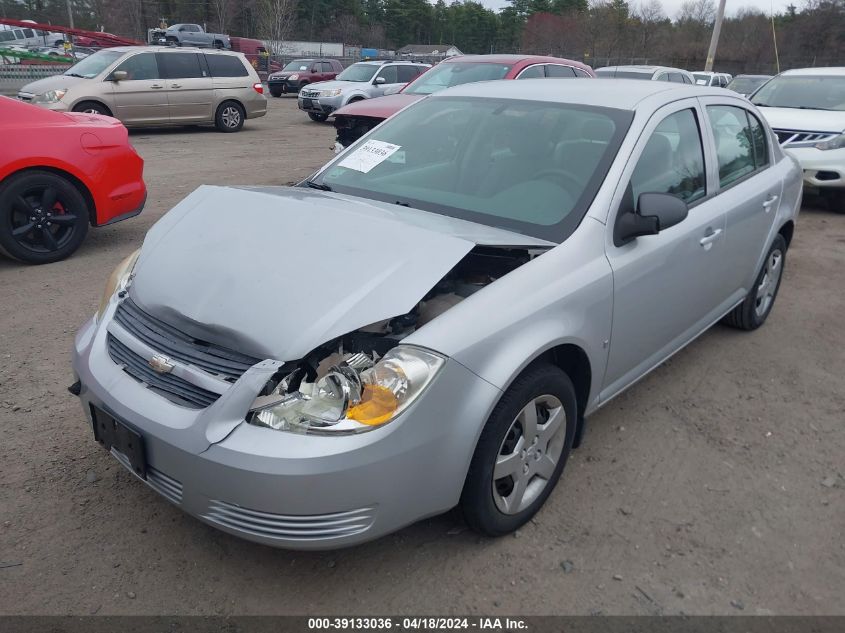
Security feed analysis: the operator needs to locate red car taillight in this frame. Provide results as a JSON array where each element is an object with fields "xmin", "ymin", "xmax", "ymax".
[{"xmin": 253, "ymin": 82, "xmax": 264, "ymax": 95}]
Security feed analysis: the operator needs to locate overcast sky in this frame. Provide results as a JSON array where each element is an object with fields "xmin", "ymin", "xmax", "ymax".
[{"xmin": 478, "ymin": 0, "xmax": 796, "ymax": 19}]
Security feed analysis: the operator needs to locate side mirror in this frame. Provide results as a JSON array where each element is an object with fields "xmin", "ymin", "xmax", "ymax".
[
  {"xmin": 374, "ymin": 76, "xmax": 386, "ymax": 85},
  {"xmin": 111, "ymin": 70, "xmax": 128, "ymax": 81},
  {"xmin": 614, "ymin": 192, "xmax": 688, "ymax": 246}
]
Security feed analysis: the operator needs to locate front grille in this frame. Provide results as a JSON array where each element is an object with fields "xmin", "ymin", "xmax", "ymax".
[
  {"xmin": 114, "ymin": 298, "xmax": 260, "ymax": 382},
  {"xmin": 773, "ymin": 129, "xmax": 837, "ymax": 148},
  {"xmin": 301, "ymin": 89, "xmax": 320, "ymax": 98},
  {"xmin": 203, "ymin": 500, "xmax": 376, "ymax": 541},
  {"xmin": 107, "ymin": 334, "xmax": 219, "ymax": 409},
  {"xmin": 112, "ymin": 449, "xmax": 183, "ymax": 505}
]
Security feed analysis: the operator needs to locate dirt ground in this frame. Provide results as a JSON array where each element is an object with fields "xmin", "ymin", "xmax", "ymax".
[{"xmin": 0, "ymin": 97, "xmax": 843, "ymax": 616}]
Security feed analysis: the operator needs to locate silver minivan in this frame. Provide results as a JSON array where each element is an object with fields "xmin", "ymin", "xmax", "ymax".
[{"xmin": 18, "ymin": 46, "xmax": 267, "ymax": 132}]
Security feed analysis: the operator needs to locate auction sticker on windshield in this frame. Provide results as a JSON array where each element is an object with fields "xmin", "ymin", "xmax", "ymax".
[{"xmin": 337, "ymin": 140, "xmax": 401, "ymax": 173}]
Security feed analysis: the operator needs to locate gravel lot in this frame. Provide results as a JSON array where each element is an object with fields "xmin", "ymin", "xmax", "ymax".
[{"xmin": 0, "ymin": 96, "xmax": 843, "ymax": 616}]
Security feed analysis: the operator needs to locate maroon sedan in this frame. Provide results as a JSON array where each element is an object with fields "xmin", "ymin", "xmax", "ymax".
[{"xmin": 333, "ymin": 54, "xmax": 595, "ymax": 148}]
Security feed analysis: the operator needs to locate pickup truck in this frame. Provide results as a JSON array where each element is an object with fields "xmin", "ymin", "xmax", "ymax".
[{"xmin": 161, "ymin": 24, "xmax": 230, "ymax": 49}]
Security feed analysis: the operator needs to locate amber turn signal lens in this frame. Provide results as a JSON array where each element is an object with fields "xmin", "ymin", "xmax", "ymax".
[{"xmin": 347, "ymin": 383, "xmax": 399, "ymax": 426}]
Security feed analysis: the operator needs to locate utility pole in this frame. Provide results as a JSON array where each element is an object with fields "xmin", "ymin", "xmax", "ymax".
[
  {"xmin": 704, "ymin": 0, "xmax": 727, "ymax": 71},
  {"xmin": 66, "ymin": 0, "xmax": 75, "ymax": 29}
]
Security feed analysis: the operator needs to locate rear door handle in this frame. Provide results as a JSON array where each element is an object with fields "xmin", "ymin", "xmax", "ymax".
[
  {"xmin": 699, "ymin": 227, "xmax": 723, "ymax": 247},
  {"xmin": 150, "ymin": 84, "xmax": 164, "ymax": 89},
  {"xmin": 170, "ymin": 83, "xmax": 182, "ymax": 88},
  {"xmin": 762, "ymin": 194, "xmax": 779, "ymax": 211}
]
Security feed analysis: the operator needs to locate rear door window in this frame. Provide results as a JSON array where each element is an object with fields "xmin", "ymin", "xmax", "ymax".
[
  {"xmin": 159, "ymin": 53, "xmax": 204, "ymax": 79},
  {"xmin": 707, "ymin": 105, "xmax": 758, "ymax": 187},
  {"xmin": 545, "ymin": 65, "xmax": 576, "ymax": 78},
  {"xmin": 573, "ymin": 68, "xmax": 591, "ymax": 78},
  {"xmin": 113, "ymin": 53, "xmax": 160, "ymax": 80},
  {"xmin": 206, "ymin": 54, "xmax": 248, "ymax": 77},
  {"xmin": 397, "ymin": 65, "xmax": 420, "ymax": 82},
  {"xmin": 517, "ymin": 65, "xmax": 544, "ymax": 79}
]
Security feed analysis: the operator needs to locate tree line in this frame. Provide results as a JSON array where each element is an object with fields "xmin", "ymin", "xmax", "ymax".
[{"xmin": 2, "ymin": 0, "xmax": 843, "ymax": 73}]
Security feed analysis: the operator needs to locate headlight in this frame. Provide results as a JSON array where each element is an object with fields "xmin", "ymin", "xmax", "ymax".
[
  {"xmin": 288, "ymin": 73, "xmax": 299, "ymax": 81},
  {"xmin": 250, "ymin": 346, "xmax": 445, "ymax": 435},
  {"xmin": 33, "ymin": 89, "xmax": 67, "ymax": 104},
  {"xmin": 97, "ymin": 249, "xmax": 140, "ymax": 321},
  {"xmin": 815, "ymin": 132, "xmax": 845, "ymax": 151},
  {"xmin": 319, "ymin": 88, "xmax": 342, "ymax": 97}
]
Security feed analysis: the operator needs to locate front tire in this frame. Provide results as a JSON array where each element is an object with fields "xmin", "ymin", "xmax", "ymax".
[
  {"xmin": 308, "ymin": 112, "xmax": 328, "ymax": 122},
  {"xmin": 269, "ymin": 88, "xmax": 282, "ymax": 98},
  {"xmin": 0, "ymin": 170, "xmax": 89, "ymax": 264},
  {"xmin": 721, "ymin": 234, "xmax": 787, "ymax": 330},
  {"xmin": 72, "ymin": 101, "xmax": 111, "ymax": 116},
  {"xmin": 215, "ymin": 101, "xmax": 245, "ymax": 132},
  {"xmin": 461, "ymin": 364, "xmax": 577, "ymax": 536}
]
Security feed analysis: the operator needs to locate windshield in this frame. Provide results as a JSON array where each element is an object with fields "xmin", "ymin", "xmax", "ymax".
[
  {"xmin": 314, "ymin": 96, "xmax": 631, "ymax": 242},
  {"xmin": 63, "ymin": 49, "xmax": 123, "ymax": 78},
  {"xmin": 752, "ymin": 75, "xmax": 845, "ymax": 111},
  {"xmin": 336, "ymin": 63, "xmax": 378, "ymax": 82},
  {"xmin": 693, "ymin": 73, "xmax": 710, "ymax": 85},
  {"xmin": 283, "ymin": 60, "xmax": 311, "ymax": 72},
  {"xmin": 727, "ymin": 76, "xmax": 769, "ymax": 94},
  {"xmin": 404, "ymin": 62, "xmax": 513, "ymax": 95},
  {"xmin": 596, "ymin": 68, "xmax": 652, "ymax": 80}
]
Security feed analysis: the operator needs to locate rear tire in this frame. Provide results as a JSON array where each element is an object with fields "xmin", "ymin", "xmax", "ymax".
[
  {"xmin": 215, "ymin": 101, "xmax": 245, "ymax": 132},
  {"xmin": 308, "ymin": 112, "xmax": 328, "ymax": 122},
  {"xmin": 0, "ymin": 170, "xmax": 89, "ymax": 264},
  {"xmin": 72, "ymin": 101, "xmax": 111, "ymax": 117},
  {"xmin": 461, "ymin": 364, "xmax": 577, "ymax": 536},
  {"xmin": 269, "ymin": 88, "xmax": 282, "ymax": 98},
  {"xmin": 821, "ymin": 189, "xmax": 845, "ymax": 214},
  {"xmin": 721, "ymin": 234, "xmax": 787, "ymax": 330}
]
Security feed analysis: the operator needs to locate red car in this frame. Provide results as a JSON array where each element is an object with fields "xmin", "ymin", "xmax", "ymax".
[
  {"xmin": 0, "ymin": 96, "xmax": 145, "ymax": 264},
  {"xmin": 333, "ymin": 54, "xmax": 595, "ymax": 147}
]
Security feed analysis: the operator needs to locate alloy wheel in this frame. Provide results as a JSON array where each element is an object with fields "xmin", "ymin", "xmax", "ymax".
[
  {"xmin": 7, "ymin": 185, "xmax": 79, "ymax": 254},
  {"xmin": 755, "ymin": 248, "xmax": 783, "ymax": 318},
  {"xmin": 492, "ymin": 394, "xmax": 567, "ymax": 515}
]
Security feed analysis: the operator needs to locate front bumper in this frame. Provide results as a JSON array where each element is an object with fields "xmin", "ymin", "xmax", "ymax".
[
  {"xmin": 71, "ymin": 307, "xmax": 501, "ymax": 549},
  {"xmin": 268, "ymin": 79, "xmax": 300, "ymax": 93},
  {"xmin": 784, "ymin": 146, "xmax": 845, "ymax": 189},
  {"xmin": 298, "ymin": 94, "xmax": 342, "ymax": 116}
]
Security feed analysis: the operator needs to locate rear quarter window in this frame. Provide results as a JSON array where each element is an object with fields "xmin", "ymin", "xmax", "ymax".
[{"xmin": 206, "ymin": 54, "xmax": 249, "ymax": 77}]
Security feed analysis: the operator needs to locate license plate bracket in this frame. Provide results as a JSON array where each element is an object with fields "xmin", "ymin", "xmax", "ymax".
[{"xmin": 91, "ymin": 407, "xmax": 147, "ymax": 479}]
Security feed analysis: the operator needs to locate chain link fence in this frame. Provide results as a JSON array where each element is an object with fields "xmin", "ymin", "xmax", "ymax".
[{"xmin": 0, "ymin": 64, "xmax": 69, "ymax": 95}]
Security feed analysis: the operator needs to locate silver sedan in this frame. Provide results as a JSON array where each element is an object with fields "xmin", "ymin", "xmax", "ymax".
[{"xmin": 72, "ymin": 80, "xmax": 802, "ymax": 549}]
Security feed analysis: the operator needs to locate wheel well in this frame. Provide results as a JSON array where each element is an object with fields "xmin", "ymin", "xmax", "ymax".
[
  {"xmin": 74, "ymin": 100, "xmax": 112, "ymax": 117},
  {"xmin": 348, "ymin": 96, "xmax": 365, "ymax": 103},
  {"xmin": 8, "ymin": 166, "xmax": 96, "ymax": 225},
  {"xmin": 778, "ymin": 220, "xmax": 794, "ymax": 249},
  {"xmin": 216, "ymin": 99, "xmax": 244, "ymax": 113},
  {"xmin": 535, "ymin": 344, "xmax": 592, "ymax": 419}
]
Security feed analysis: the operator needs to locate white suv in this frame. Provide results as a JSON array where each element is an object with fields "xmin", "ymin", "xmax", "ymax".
[{"xmin": 751, "ymin": 67, "xmax": 845, "ymax": 210}]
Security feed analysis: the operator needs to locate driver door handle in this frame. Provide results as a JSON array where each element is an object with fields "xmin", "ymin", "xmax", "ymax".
[{"xmin": 699, "ymin": 227, "xmax": 723, "ymax": 247}]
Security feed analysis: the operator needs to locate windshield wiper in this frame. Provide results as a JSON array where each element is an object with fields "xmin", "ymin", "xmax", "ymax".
[
  {"xmin": 64, "ymin": 73, "xmax": 85, "ymax": 78},
  {"xmin": 304, "ymin": 180, "xmax": 332, "ymax": 191}
]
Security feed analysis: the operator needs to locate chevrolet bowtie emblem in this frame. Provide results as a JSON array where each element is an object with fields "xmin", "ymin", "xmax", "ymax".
[{"xmin": 149, "ymin": 354, "xmax": 175, "ymax": 374}]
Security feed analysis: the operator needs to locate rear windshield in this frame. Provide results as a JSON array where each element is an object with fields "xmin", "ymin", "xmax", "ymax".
[
  {"xmin": 404, "ymin": 62, "xmax": 513, "ymax": 95},
  {"xmin": 63, "ymin": 49, "xmax": 123, "ymax": 78},
  {"xmin": 752, "ymin": 75, "xmax": 845, "ymax": 111},
  {"xmin": 693, "ymin": 73, "xmax": 710, "ymax": 84},
  {"xmin": 595, "ymin": 68, "xmax": 653, "ymax": 80}
]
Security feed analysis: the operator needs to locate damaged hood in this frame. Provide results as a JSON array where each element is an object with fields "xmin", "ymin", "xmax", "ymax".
[{"xmin": 130, "ymin": 185, "xmax": 551, "ymax": 361}]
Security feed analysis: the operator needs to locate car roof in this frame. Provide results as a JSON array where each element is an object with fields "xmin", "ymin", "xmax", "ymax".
[
  {"xmin": 780, "ymin": 67, "xmax": 845, "ymax": 76},
  {"xmin": 597, "ymin": 65, "xmax": 687, "ymax": 74},
  {"xmin": 432, "ymin": 78, "xmax": 731, "ymax": 111},
  {"xmin": 97, "ymin": 45, "xmax": 240, "ymax": 56}
]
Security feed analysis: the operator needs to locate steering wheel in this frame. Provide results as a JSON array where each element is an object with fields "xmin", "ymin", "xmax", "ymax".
[{"xmin": 532, "ymin": 168, "xmax": 583, "ymax": 198}]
